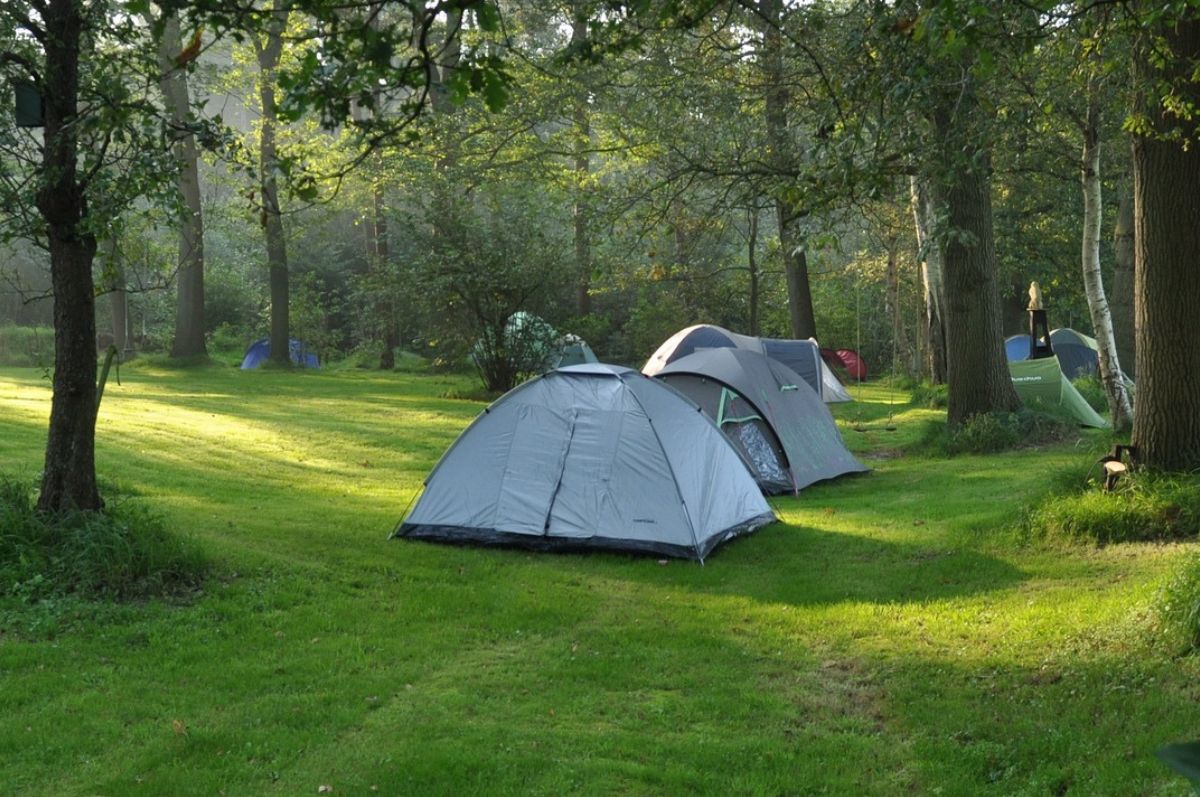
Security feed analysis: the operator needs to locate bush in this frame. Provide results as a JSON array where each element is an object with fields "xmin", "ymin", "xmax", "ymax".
[
  {"xmin": 1024, "ymin": 472, "xmax": 1200, "ymax": 545},
  {"xmin": 0, "ymin": 478, "xmax": 209, "ymax": 601},
  {"xmin": 910, "ymin": 381, "xmax": 948, "ymax": 409},
  {"xmin": 1072, "ymin": 375, "xmax": 1108, "ymax": 414},
  {"xmin": 911, "ymin": 410, "xmax": 1077, "ymax": 456},
  {"xmin": 0, "ymin": 325, "xmax": 54, "ymax": 367},
  {"xmin": 1154, "ymin": 554, "xmax": 1200, "ymax": 655}
]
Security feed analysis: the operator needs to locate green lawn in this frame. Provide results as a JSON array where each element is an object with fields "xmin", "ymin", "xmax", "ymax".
[{"xmin": 1, "ymin": 364, "xmax": 1197, "ymax": 796}]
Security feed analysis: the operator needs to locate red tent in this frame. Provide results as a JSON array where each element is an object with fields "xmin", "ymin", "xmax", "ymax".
[{"xmin": 820, "ymin": 348, "xmax": 868, "ymax": 381}]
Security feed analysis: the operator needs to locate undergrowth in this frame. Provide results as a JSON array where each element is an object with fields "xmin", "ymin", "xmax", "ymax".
[
  {"xmin": 909, "ymin": 381, "xmax": 947, "ymax": 409},
  {"xmin": 1022, "ymin": 469, "xmax": 1200, "ymax": 545},
  {"xmin": 909, "ymin": 409, "xmax": 1077, "ymax": 456},
  {"xmin": 1154, "ymin": 554, "xmax": 1200, "ymax": 656},
  {"xmin": 1072, "ymin": 375, "xmax": 1108, "ymax": 414},
  {"xmin": 0, "ymin": 477, "xmax": 209, "ymax": 602}
]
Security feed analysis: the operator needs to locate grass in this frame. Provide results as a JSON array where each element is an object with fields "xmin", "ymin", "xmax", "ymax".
[{"xmin": 0, "ymin": 368, "xmax": 1198, "ymax": 796}]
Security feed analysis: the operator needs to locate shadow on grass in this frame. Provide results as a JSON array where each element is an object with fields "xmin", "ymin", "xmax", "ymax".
[{"xmin": 599, "ymin": 521, "xmax": 1027, "ymax": 609}]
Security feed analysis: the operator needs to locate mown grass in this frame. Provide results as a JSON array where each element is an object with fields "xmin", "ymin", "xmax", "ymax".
[{"xmin": 1, "ymin": 368, "xmax": 1198, "ymax": 796}]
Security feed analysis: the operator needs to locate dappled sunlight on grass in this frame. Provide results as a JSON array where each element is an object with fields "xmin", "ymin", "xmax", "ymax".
[{"xmin": 2, "ymin": 367, "xmax": 1200, "ymax": 795}]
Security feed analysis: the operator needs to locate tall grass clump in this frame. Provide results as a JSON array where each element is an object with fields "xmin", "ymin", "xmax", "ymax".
[
  {"xmin": 1153, "ymin": 555, "xmax": 1200, "ymax": 655},
  {"xmin": 909, "ymin": 381, "xmax": 948, "ymax": 409},
  {"xmin": 1071, "ymin": 375, "xmax": 1108, "ymax": 414},
  {"xmin": 1024, "ymin": 471, "xmax": 1200, "ymax": 545},
  {"xmin": 0, "ymin": 478, "xmax": 209, "ymax": 601},
  {"xmin": 0, "ymin": 324, "xmax": 54, "ymax": 367},
  {"xmin": 910, "ymin": 410, "xmax": 1077, "ymax": 456}
]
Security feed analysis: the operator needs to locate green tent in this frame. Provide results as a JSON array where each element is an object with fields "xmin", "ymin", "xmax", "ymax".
[{"xmin": 1008, "ymin": 356, "xmax": 1108, "ymax": 428}]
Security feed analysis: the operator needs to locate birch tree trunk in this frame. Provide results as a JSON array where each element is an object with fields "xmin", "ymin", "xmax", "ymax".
[{"xmin": 1080, "ymin": 93, "xmax": 1133, "ymax": 429}]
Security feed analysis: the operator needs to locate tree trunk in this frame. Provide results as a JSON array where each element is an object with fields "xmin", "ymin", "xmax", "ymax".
[
  {"xmin": 105, "ymin": 238, "xmax": 128, "ymax": 358},
  {"xmin": 257, "ymin": 8, "xmax": 290, "ymax": 367},
  {"xmin": 369, "ymin": 166, "xmax": 398, "ymax": 369},
  {"xmin": 929, "ymin": 87, "xmax": 1020, "ymax": 424},
  {"xmin": 1111, "ymin": 192, "xmax": 1135, "ymax": 378},
  {"xmin": 910, "ymin": 175, "xmax": 947, "ymax": 383},
  {"xmin": 747, "ymin": 207, "xmax": 760, "ymax": 336},
  {"xmin": 36, "ymin": 0, "xmax": 101, "ymax": 512},
  {"xmin": 571, "ymin": 8, "xmax": 593, "ymax": 317},
  {"xmin": 152, "ymin": 13, "xmax": 207, "ymax": 359},
  {"xmin": 1080, "ymin": 95, "xmax": 1133, "ymax": 429},
  {"xmin": 1131, "ymin": 15, "xmax": 1200, "ymax": 471},
  {"xmin": 761, "ymin": 0, "xmax": 816, "ymax": 340},
  {"xmin": 884, "ymin": 240, "xmax": 910, "ymax": 377}
]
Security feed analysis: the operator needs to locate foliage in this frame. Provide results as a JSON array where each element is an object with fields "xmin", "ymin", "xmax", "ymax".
[
  {"xmin": 1154, "ymin": 555, "xmax": 1200, "ymax": 657},
  {"xmin": 1072, "ymin": 374, "xmax": 1109, "ymax": 414},
  {"xmin": 0, "ymin": 477, "xmax": 208, "ymax": 601},
  {"xmin": 910, "ymin": 381, "xmax": 948, "ymax": 409},
  {"xmin": 0, "ymin": 325, "xmax": 53, "ymax": 367},
  {"xmin": 1024, "ymin": 471, "xmax": 1200, "ymax": 546},
  {"xmin": 913, "ymin": 409, "xmax": 1077, "ymax": 456}
]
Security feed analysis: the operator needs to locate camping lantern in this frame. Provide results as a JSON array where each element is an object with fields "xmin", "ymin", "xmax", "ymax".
[{"xmin": 14, "ymin": 80, "xmax": 44, "ymax": 128}]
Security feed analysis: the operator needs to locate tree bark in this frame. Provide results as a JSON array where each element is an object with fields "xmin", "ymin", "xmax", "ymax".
[
  {"xmin": 571, "ymin": 8, "xmax": 593, "ymax": 317},
  {"xmin": 152, "ymin": 14, "xmax": 207, "ymax": 359},
  {"xmin": 1080, "ymin": 93, "xmax": 1133, "ymax": 429},
  {"xmin": 929, "ymin": 85, "xmax": 1020, "ymax": 424},
  {"xmin": 747, "ymin": 207, "xmax": 760, "ymax": 336},
  {"xmin": 372, "ymin": 167, "xmax": 398, "ymax": 370},
  {"xmin": 105, "ymin": 237, "xmax": 128, "ymax": 358},
  {"xmin": 1131, "ymin": 14, "xmax": 1200, "ymax": 470},
  {"xmin": 257, "ymin": 7, "xmax": 290, "ymax": 367},
  {"xmin": 36, "ymin": 0, "xmax": 101, "ymax": 512},
  {"xmin": 760, "ymin": 0, "xmax": 816, "ymax": 340},
  {"xmin": 910, "ymin": 175, "xmax": 947, "ymax": 383},
  {"xmin": 1110, "ymin": 192, "xmax": 1135, "ymax": 378}
]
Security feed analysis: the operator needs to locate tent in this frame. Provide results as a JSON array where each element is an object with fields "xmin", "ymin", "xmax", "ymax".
[
  {"xmin": 240, "ymin": 338, "xmax": 319, "ymax": 369},
  {"xmin": 553, "ymin": 335, "xmax": 599, "ymax": 368},
  {"xmin": 655, "ymin": 348, "xmax": 867, "ymax": 494},
  {"xmin": 473, "ymin": 313, "xmax": 599, "ymax": 373},
  {"xmin": 1009, "ymin": 356, "xmax": 1108, "ymax": 428},
  {"xmin": 394, "ymin": 364, "xmax": 776, "ymax": 561},
  {"xmin": 1005, "ymin": 328, "xmax": 1099, "ymax": 379},
  {"xmin": 1047, "ymin": 328, "xmax": 1100, "ymax": 379},
  {"xmin": 821, "ymin": 348, "xmax": 868, "ymax": 381},
  {"xmin": 642, "ymin": 324, "xmax": 852, "ymax": 402}
]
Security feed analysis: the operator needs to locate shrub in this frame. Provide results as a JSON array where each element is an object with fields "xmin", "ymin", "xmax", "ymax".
[
  {"xmin": 1024, "ymin": 472, "xmax": 1200, "ymax": 545},
  {"xmin": 1154, "ymin": 554, "xmax": 1200, "ymax": 655},
  {"xmin": 910, "ymin": 382, "xmax": 948, "ymax": 409},
  {"xmin": 912, "ymin": 410, "xmax": 1078, "ymax": 456},
  {"xmin": 0, "ymin": 325, "xmax": 54, "ymax": 367},
  {"xmin": 0, "ymin": 477, "xmax": 209, "ymax": 601},
  {"xmin": 1072, "ymin": 375, "xmax": 1108, "ymax": 414}
]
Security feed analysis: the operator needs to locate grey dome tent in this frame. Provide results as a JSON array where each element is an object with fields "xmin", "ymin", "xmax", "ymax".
[
  {"xmin": 655, "ymin": 348, "xmax": 867, "ymax": 494},
  {"xmin": 642, "ymin": 324, "xmax": 852, "ymax": 403},
  {"xmin": 393, "ymin": 364, "xmax": 776, "ymax": 561}
]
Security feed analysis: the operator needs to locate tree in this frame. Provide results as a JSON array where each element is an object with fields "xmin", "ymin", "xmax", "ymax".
[
  {"xmin": 1129, "ymin": 9, "xmax": 1200, "ymax": 470},
  {"xmin": 147, "ymin": 10, "xmax": 208, "ymax": 359}
]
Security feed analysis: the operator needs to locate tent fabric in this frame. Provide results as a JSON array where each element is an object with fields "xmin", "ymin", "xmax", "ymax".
[
  {"xmin": 1008, "ymin": 356, "xmax": 1108, "ymax": 428},
  {"xmin": 642, "ymin": 324, "xmax": 852, "ymax": 402},
  {"xmin": 394, "ymin": 364, "xmax": 776, "ymax": 561},
  {"xmin": 822, "ymin": 348, "xmax": 868, "ymax": 381},
  {"xmin": 553, "ymin": 335, "xmax": 599, "ymax": 368},
  {"xmin": 1005, "ymin": 334, "xmax": 1032, "ymax": 362},
  {"xmin": 656, "ymin": 348, "xmax": 867, "ymax": 494},
  {"xmin": 1048, "ymin": 328, "xmax": 1100, "ymax": 379},
  {"xmin": 240, "ymin": 339, "xmax": 319, "ymax": 369}
]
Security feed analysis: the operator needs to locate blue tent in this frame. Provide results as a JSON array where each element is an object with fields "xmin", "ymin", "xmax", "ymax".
[
  {"xmin": 240, "ymin": 339, "xmax": 319, "ymax": 369},
  {"xmin": 1005, "ymin": 334, "xmax": 1032, "ymax": 362}
]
